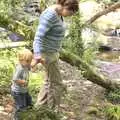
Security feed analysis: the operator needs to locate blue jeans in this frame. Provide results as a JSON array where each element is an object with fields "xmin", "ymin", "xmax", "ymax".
[{"xmin": 11, "ymin": 91, "xmax": 32, "ymax": 120}]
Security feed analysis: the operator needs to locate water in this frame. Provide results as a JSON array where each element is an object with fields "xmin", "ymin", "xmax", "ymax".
[{"xmin": 96, "ymin": 51, "xmax": 120, "ymax": 62}]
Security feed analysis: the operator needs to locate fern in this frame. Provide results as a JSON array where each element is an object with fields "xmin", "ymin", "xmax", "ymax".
[{"xmin": 104, "ymin": 105, "xmax": 120, "ymax": 120}]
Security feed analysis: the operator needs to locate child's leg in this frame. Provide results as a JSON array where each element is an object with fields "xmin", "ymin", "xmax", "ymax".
[
  {"xmin": 11, "ymin": 91, "xmax": 26, "ymax": 120},
  {"xmin": 25, "ymin": 92, "xmax": 32, "ymax": 107}
]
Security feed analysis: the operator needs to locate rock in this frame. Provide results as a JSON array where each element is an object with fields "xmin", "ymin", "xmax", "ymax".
[
  {"xmin": 105, "ymin": 29, "xmax": 120, "ymax": 37},
  {"xmin": 0, "ymin": 27, "xmax": 8, "ymax": 32},
  {"xmin": 87, "ymin": 107, "xmax": 99, "ymax": 115},
  {"xmin": 0, "ymin": 106, "xmax": 4, "ymax": 111},
  {"xmin": 99, "ymin": 45, "xmax": 112, "ymax": 52},
  {"xmin": 4, "ymin": 104, "xmax": 13, "ymax": 113},
  {"xmin": 24, "ymin": 1, "xmax": 41, "ymax": 16},
  {"xmin": 0, "ymin": 112, "xmax": 11, "ymax": 120},
  {"xmin": 8, "ymin": 33, "xmax": 24, "ymax": 42}
]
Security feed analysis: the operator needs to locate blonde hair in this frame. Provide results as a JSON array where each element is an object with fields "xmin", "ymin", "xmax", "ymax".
[{"xmin": 18, "ymin": 49, "xmax": 33, "ymax": 62}]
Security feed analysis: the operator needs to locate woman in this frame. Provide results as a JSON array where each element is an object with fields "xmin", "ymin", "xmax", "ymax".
[{"xmin": 32, "ymin": 0, "xmax": 79, "ymax": 110}]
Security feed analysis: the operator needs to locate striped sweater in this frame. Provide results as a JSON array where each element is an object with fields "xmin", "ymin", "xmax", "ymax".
[{"xmin": 33, "ymin": 7, "xmax": 65, "ymax": 58}]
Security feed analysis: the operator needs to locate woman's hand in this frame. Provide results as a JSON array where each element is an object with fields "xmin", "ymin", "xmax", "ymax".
[
  {"xmin": 31, "ymin": 57, "xmax": 45, "ymax": 67},
  {"xmin": 31, "ymin": 59, "xmax": 38, "ymax": 68}
]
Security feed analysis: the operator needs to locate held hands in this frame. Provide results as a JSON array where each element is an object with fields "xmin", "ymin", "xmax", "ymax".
[
  {"xmin": 31, "ymin": 57, "xmax": 45, "ymax": 72},
  {"xmin": 16, "ymin": 80, "xmax": 27, "ymax": 87},
  {"xmin": 20, "ymin": 80, "xmax": 27, "ymax": 87}
]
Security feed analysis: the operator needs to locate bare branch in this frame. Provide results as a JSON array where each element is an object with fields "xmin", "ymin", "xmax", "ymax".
[{"xmin": 85, "ymin": 2, "xmax": 120, "ymax": 25}]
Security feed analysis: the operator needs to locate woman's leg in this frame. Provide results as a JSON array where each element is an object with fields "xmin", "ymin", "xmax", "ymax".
[
  {"xmin": 46, "ymin": 61, "xmax": 66, "ymax": 109},
  {"xmin": 36, "ymin": 58, "xmax": 66, "ymax": 110}
]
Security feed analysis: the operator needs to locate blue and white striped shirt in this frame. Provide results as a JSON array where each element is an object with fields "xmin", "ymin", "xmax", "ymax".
[{"xmin": 33, "ymin": 7, "xmax": 65, "ymax": 57}]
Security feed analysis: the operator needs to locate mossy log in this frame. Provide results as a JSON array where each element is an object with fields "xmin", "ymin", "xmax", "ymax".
[{"xmin": 60, "ymin": 49, "xmax": 120, "ymax": 90}]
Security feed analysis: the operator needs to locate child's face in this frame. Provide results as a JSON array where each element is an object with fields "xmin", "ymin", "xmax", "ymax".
[{"xmin": 20, "ymin": 59, "xmax": 32, "ymax": 67}]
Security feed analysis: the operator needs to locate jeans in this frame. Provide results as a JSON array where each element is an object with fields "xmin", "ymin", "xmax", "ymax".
[{"xmin": 11, "ymin": 91, "xmax": 32, "ymax": 120}]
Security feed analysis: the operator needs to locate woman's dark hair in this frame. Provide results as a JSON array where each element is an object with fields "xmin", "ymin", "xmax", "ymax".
[{"xmin": 57, "ymin": 0, "xmax": 79, "ymax": 12}]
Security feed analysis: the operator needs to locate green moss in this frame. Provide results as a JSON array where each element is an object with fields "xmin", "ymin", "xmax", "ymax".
[{"xmin": 104, "ymin": 105, "xmax": 120, "ymax": 120}]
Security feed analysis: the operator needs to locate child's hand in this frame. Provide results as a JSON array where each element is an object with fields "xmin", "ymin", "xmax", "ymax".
[
  {"xmin": 16, "ymin": 80, "xmax": 27, "ymax": 87},
  {"xmin": 31, "ymin": 58, "xmax": 45, "ymax": 67},
  {"xmin": 31, "ymin": 66, "xmax": 37, "ymax": 72},
  {"xmin": 21, "ymin": 80, "xmax": 27, "ymax": 87},
  {"xmin": 39, "ymin": 58, "xmax": 45, "ymax": 65},
  {"xmin": 31, "ymin": 59, "xmax": 38, "ymax": 68}
]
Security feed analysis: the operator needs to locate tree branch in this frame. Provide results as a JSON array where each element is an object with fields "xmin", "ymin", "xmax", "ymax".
[{"xmin": 85, "ymin": 2, "xmax": 120, "ymax": 25}]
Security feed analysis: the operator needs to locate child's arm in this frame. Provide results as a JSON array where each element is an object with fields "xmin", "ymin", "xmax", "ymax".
[{"xmin": 12, "ymin": 65, "xmax": 26, "ymax": 87}]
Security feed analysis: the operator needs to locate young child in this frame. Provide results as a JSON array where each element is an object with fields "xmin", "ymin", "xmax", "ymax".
[{"xmin": 11, "ymin": 49, "xmax": 33, "ymax": 120}]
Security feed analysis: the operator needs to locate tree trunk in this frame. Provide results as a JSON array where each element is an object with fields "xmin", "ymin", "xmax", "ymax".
[
  {"xmin": 86, "ymin": 2, "xmax": 120, "ymax": 25},
  {"xmin": 60, "ymin": 49, "xmax": 120, "ymax": 90}
]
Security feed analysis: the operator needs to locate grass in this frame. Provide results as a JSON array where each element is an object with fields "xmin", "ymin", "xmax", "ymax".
[{"xmin": 29, "ymin": 71, "xmax": 45, "ymax": 103}]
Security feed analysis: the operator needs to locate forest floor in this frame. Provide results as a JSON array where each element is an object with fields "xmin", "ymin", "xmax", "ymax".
[{"xmin": 0, "ymin": 60, "xmax": 108, "ymax": 120}]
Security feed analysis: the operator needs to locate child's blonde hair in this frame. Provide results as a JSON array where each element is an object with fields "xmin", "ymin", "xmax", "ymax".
[{"xmin": 18, "ymin": 49, "xmax": 33, "ymax": 62}]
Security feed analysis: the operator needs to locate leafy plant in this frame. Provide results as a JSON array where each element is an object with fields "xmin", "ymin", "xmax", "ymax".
[
  {"xmin": 19, "ymin": 106, "xmax": 61, "ymax": 120},
  {"xmin": 63, "ymin": 12, "xmax": 84, "ymax": 57},
  {"xmin": 0, "ymin": 59, "xmax": 14, "ymax": 92},
  {"xmin": 29, "ymin": 71, "xmax": 44, "ymax": 102},
  {"xmin": 105, "ymin": 89, "xmax": 120, "ymax": 104},
  {"xmin": 104, "ymin": 105, "xmax": 120, "ymax": 120},
  {"xmin": 0, "ymin": 49, "xmax": 17, "ymax": 89},
  {"xmin": 82, "ymin": 47, "xmax": 96, "ymax": 63}
]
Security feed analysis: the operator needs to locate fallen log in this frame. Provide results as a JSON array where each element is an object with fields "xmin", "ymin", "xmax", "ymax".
[
  {"xmin": 60, "ymin": 49, "xmax": 120, "ymax": 90},
  {"xmin": 0, "ymin": 42, "xmax": 28, "ymax": 49}
]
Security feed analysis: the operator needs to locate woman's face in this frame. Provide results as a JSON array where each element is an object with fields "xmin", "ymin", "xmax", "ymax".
[{"xmin": 61, "ymin": 7, "xmax": 74, "ymax": 17}]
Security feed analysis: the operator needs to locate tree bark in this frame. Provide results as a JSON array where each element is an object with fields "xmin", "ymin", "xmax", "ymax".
[
  {"xmin": 60, "ymin": 49, "xmax": 120, "ymax": 90},
  {"xmin": 86, "ymin": 2, "xmax": 120, "ymax": 25}
]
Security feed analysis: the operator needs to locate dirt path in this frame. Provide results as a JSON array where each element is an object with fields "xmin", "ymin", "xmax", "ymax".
[{"xmin": 60, "ymin": 60, "xmax": 106, "ymax": 120}]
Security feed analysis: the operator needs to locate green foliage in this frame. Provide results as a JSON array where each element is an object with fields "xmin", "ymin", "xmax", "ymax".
[
  {"xmin": 0, "ymin": 0, "xmax": 11, "ymax": 27},
  {"xmin": 9, "ymin": 21, "xmax": 34, "ymax": 41},
  {"xmin": 0, "ymin": 60, "xmax": 13, "ymax": 87},
  {"xmin": 104, "ymin": 105, "xmax": 120, "ymax": 120},
  {"xmin": 105, "ymin": 89, "xmax": 120, "ymax": 104},
  {"xmin": 63, "ymin": 12, "xmax": 84, "ymax": 57},
  {"xmin": 19, "ymin": 106, "xmax": 61, "ymax": 120},
  {"xmin": 0, "ymin": 0, "xmax": 22, "ymax": 27},
  {"xmin": 29, "ymin": 72, "xmax": 44, "ymax": 102},
  {"xmin": 0, "ymin": 49, "xmax": 17, "ymax": 89},
  {"xmin": 82, "ymin": 47, "xmax": 96, "ymax": 63}
]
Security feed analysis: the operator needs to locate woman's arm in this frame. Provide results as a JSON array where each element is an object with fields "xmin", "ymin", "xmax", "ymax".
[{"xmin": 33, "ymin": 11, "xmax": 54, "ymax": 62}]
